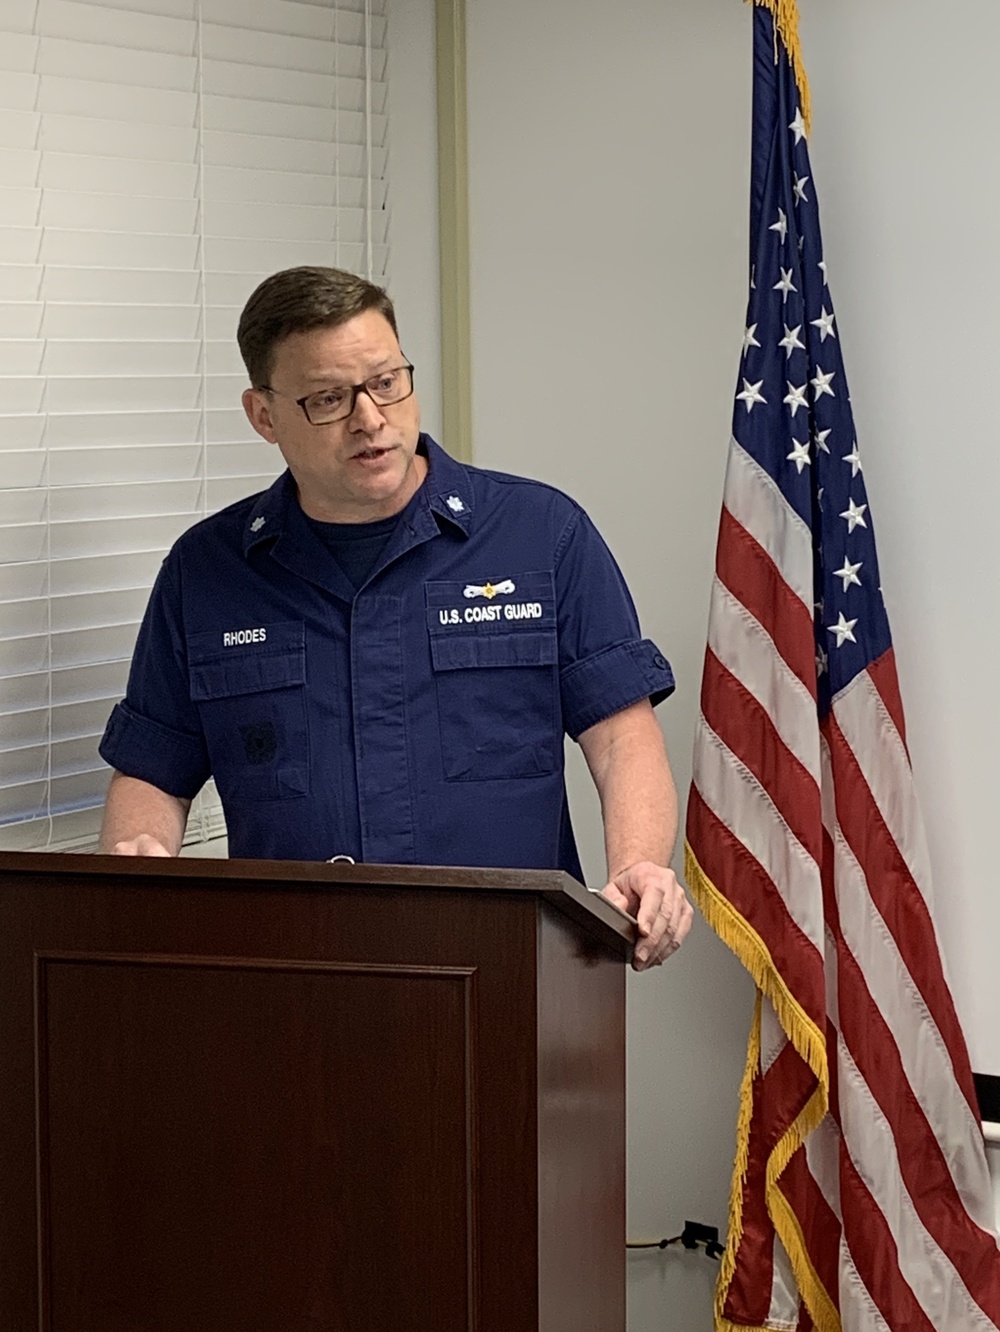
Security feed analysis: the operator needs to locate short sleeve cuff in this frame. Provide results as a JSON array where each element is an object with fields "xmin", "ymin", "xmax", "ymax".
[
  {"xmin": 99, "ymin": 701, "xmax": 209, "ymax": 800},
  {"xmin": 561, "ymin": 638, "xmax": 675, "ymax": 740}
]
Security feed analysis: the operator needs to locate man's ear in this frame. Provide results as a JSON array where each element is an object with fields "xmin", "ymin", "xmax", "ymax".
[{"xmin": 242, "ymin": 387, "xmax": 279, "ymax": 445}]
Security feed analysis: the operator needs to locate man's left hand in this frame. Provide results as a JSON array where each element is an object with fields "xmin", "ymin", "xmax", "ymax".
[{"xmin": 601, "ymin": 861, "xmax": 694, "ymax": 971}]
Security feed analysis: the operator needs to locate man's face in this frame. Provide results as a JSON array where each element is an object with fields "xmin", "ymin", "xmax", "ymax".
[{"xmin": 242, "ymin": 309, "xmax": 424, "ymax": 523}]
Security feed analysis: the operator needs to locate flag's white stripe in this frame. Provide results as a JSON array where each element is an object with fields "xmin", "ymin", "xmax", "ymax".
[
  {"xmin": 722, "ymin": 438, "xmax": 814, "ymax": 611},
  {"xmin": 839, "ymin": 1238, "xmax": 893, "ymax": 1332},
  {"xmin": 832, "ymin": 669, "xmax": 935, "ymax": 912},
  {"xmin": 767, "ymin": 1233, "xmax": 800, "ymax": 1330},
  {"xmin": 760, "ymin": 993, "xmax": 789, "ymax": 1076},
  {"xmin": 803, "ymin": 1113, "xmax": 843, "ymax": 1223},
  {"xmin": 708, "ymin": 575, "xmax": 822, "ymax": 784},
  {"xmin": 838, "ymin": 1037, "xmax": 998, "ymax": 1331},
  {"xmin": 819, "ymin": 738, "xmax": 997, "ymax": 1235},
  {"xmin": 693, "ymin": 715, "xmax": 825, "ymax": 954}
]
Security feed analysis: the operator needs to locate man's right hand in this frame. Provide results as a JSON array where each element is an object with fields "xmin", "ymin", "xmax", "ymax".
[{"xmin": 97, "ymin": 773, "xmax": 190, "ymax": 857}]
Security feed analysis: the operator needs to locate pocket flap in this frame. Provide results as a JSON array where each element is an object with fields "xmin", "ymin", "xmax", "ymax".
[
  {"xmin": 430, "ymin": 631, "xmax": 556, "ymax": 672},
  {"xmin": 187, "ymin": 621, "xmax": 305, "ymax": 701}
]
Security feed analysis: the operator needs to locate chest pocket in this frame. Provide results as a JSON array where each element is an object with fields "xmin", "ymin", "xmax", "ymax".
[
  {"xmin": 187, "ymin": 621, "xmax": 309, "ymax": 800},
  {"xmin": 425, "ymin": 572, "xmax": 561, "ymax": 781}
]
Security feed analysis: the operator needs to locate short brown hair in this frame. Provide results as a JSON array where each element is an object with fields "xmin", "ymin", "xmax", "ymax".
[{"xmin": 237, "ymin": 266, "xmax": 399, "ymax": 387}]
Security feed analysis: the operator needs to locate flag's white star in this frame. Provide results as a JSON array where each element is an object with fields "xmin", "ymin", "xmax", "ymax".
[
  {"xmin": 818, "ymin": 258, "xmax": 828, "ymax": 285},
  {"xmin": 843, "ymin": 442, "xmax": 863, "ymax": 477},
  {"xmin": 736, "ymin": 378, "xmax": 767, "ymax": 412},
  {"xmin": 840, "ymin": 498, "xmax": 868, "ymax": 533},
  {"xmin": 773, "ymin": 268, "xmax": 797, "ymax": 302},
  {"xmin": 779, "ymin": 323, "xmax": 805, "ymax": 359},
  {"xmin": 828, "ymin": 612, "xmax": 859, "ymax": 648},
  {"xmin": 834, "ymin": 557, "xmax": 863, "ymax": 591},
  {"xmin": 787, "ymin": 439, "xmax": 811, "ymax": 473},
  {"xmin": 743, "ymin": 323, "xmax": 761, "ymax": 353},
  {"xmin": 813, "ymin": 428, "xmax": 832, "ymax": 454},
  {"xmin": 816, "ymin": 643, "xmax": 829, "ymax": 677},
  {"xmin": 750, "ymin": 266, "xmax": 756, "ymax": 289},
  {"xmin": 818, "ymin": 486, "xmax": 825, "ymax": 503},
  {"xmin": 769, "ymin": 208, "xmax": 788, "ymax": 243},
  {"xmin": 783, "ymin": 381, "xmax": 809, "ymax": 416},
  {"xmin": 793, "ymin": 173, "xmax": 811, "ymax": 204},
  {"xmin": 789, "ymin": 108, "xmax": 807, "ymax": 144},
  {"xmin": 814, "ymin": 596, "xmax": 825, "ymax": 616},
  {"xmin": 811, "ymin": 366, "xmax": 836, "ymax": 399},
  {"xmin": 810, "ymin": 306, "xmax": 836, "ymax": 341},
  {"xmin": 798, "ymin": 234, "xmax": 805, "ymax": 253}
]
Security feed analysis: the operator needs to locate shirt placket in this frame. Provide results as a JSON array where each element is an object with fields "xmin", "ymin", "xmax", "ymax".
[{"xmin": 350, "ymin": 591, "xmax": 415, "ymax": 864}]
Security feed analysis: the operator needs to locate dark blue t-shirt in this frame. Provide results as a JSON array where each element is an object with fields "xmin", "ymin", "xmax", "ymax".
[
  {"xmin": 303, "ymin": 512, "xmax": 399, "ymax": 591},
  {"xmin": 100, "ymin": 437, "xmax": 675, "ymax": 877}
]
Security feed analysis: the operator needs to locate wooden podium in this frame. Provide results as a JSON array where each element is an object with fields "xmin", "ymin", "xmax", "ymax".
[{"xmin": 0, "ymin": 851, "xmax": 632, "ymax": 1332}]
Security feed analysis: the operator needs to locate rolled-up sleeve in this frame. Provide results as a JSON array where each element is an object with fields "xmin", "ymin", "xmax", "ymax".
[
  {"xmin": 98, "ymin": 560, "xmax": 210, "ymax": 798},
  {"xmin": 555, "ymin": 508, "xmax": 675, "ymax": 740}
]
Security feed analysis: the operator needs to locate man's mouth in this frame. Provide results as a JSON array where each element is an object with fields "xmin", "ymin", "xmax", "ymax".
[{"xmin": 352, "ymin": 445, "xmax": 394, "ymax": 461}]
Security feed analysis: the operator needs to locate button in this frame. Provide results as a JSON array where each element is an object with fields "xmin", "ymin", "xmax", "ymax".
[{"xmin": 653, "ymin": 654, "xmax": 669, "ymax": 670}]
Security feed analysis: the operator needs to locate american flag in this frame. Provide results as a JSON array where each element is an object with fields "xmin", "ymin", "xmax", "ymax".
[{"xmin": 684, "ymin": 3, "xmax": 1000, "ymax": 1328}]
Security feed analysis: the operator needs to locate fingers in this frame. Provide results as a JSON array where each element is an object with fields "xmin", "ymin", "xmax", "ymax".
[
  {"xmin": 600, "ymin": 882, "xmax": 632, "ymax": 912},
  {"xmin": 110, "ymin": 835, "xmax": 172, "ymax": 857},
  {"xmin": 604, "ymin": 861, "xmax": 693, "ymax": 971}
]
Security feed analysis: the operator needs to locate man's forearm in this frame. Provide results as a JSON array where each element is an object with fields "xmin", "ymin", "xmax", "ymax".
[
  {"xmin": 578, "ymin": 700, "xmax": 691, "ymax": 969},
  {"xmin": 578, "ymin": 700, "xmax": 678, "ymax": 876},
  {"xmin": 98, "ymin": 772, "xmax": 191, "ymax": 856}
]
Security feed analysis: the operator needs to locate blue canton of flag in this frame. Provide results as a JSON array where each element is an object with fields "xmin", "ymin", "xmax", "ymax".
[{"xmin": 735, "ymin": 15, "xmax": 890, "ymax": 715}]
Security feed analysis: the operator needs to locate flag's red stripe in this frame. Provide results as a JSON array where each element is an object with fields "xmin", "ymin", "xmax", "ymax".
[
  {"xmin": 686, "ymin": 787, "xmax": 826, "ymax": 1028},
  {"xmin": 779, "ymin": 1144, "xmax": 842, "ymax": 1309},
  {"xmin": 867, "ymin": 648, "xmax": 908, "ymax": 754},
  {"xmin": 757, "ymin": 1041, "xmax": 820, "ymax": 1152},
  {"xmin": 716, "ymin": 508, "xmax": 817, "ymax": 699},
  {"xmin": 701, "ymin": 647, "xmax": 823, "ymax": 864},
  {"xmin": 838, "ymin": 1140, "xmax": 938, "ymax": 1332},
  {"xmin": 819, "ymin": 825, "xmax": 1000, "ymax": 1317},
  {"xmin": 824, "ymin": 713, "xmax": 980, "ymax": 1118}
]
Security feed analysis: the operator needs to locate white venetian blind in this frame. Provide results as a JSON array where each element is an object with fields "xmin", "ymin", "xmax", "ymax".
[{"xmin": 0, "ymin": 0, "xmax": 389, "ymax": 850}]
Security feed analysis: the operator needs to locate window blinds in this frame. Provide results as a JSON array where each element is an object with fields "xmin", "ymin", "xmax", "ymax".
[{"xmin": 0, "ymin": 0, "xmax": 389, "ymax": 851}]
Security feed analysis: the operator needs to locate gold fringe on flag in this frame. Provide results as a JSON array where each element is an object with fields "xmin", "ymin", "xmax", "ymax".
[
  {"xmin": 714, "ymin": 992, "xmax": 761, "ymax": 1332},
  {"xmin": 685, "ymin": 841, "xmax": 837, "ymax": 1332},
  {"xmin": 684, "ymin": 843, "xmax": 827, "ymax": 1080},
  {"xmin": 749, "ymin": 0, "xmax": 812, "ymax": 135}
]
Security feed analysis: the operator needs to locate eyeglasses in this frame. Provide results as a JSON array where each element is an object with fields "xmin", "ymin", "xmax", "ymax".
[{"xmin": 260, "ymin": 363, "xmax": 415, "ymax": 425}]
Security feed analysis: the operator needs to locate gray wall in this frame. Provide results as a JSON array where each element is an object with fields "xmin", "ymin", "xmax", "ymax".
[
  {"xmin": 466, "ymin": 2, "xmax": 755, "ymax": 1327},
  {"xmin": 466, "ymin": 0, "xmax": 1000, "ymax": 1327},
  {"xmin": 799, "ymin": 0, "xmax": 1000, "ymax": 1077}
]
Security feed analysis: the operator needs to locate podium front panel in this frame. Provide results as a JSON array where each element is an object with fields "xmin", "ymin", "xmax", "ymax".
[{"xmin": 0, "ymin": 854, "xmax": 626, "ymax": 1332}]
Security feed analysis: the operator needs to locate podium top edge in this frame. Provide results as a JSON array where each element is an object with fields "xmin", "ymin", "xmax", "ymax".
[
  {"xmin": 1, "ymin": 850, "xmax": 570, "ymax": 891},
  {"xmin": 0, "ymin": 850, "xmax": 635, "ymax": 956}
]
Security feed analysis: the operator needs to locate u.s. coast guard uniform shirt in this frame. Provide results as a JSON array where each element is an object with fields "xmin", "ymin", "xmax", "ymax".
[{"xmin": 100, "ymin": 436, "xmax": 675, "ymax": 878}]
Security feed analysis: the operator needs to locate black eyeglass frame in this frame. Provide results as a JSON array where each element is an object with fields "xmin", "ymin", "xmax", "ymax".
[{"xmin": 260, "ymin": 363, "xmax": 416, "ymax": 426}]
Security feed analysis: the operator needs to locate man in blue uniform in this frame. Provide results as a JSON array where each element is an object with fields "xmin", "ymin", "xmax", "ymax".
[{"xmin": 98, "ymin": 267, "xmax": 692, "ymax": 969}]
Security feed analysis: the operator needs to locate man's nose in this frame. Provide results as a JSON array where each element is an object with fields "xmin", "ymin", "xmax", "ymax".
[{"xmin": 348, "ymin": 387, "xmax": 386, "ymax": 429}]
